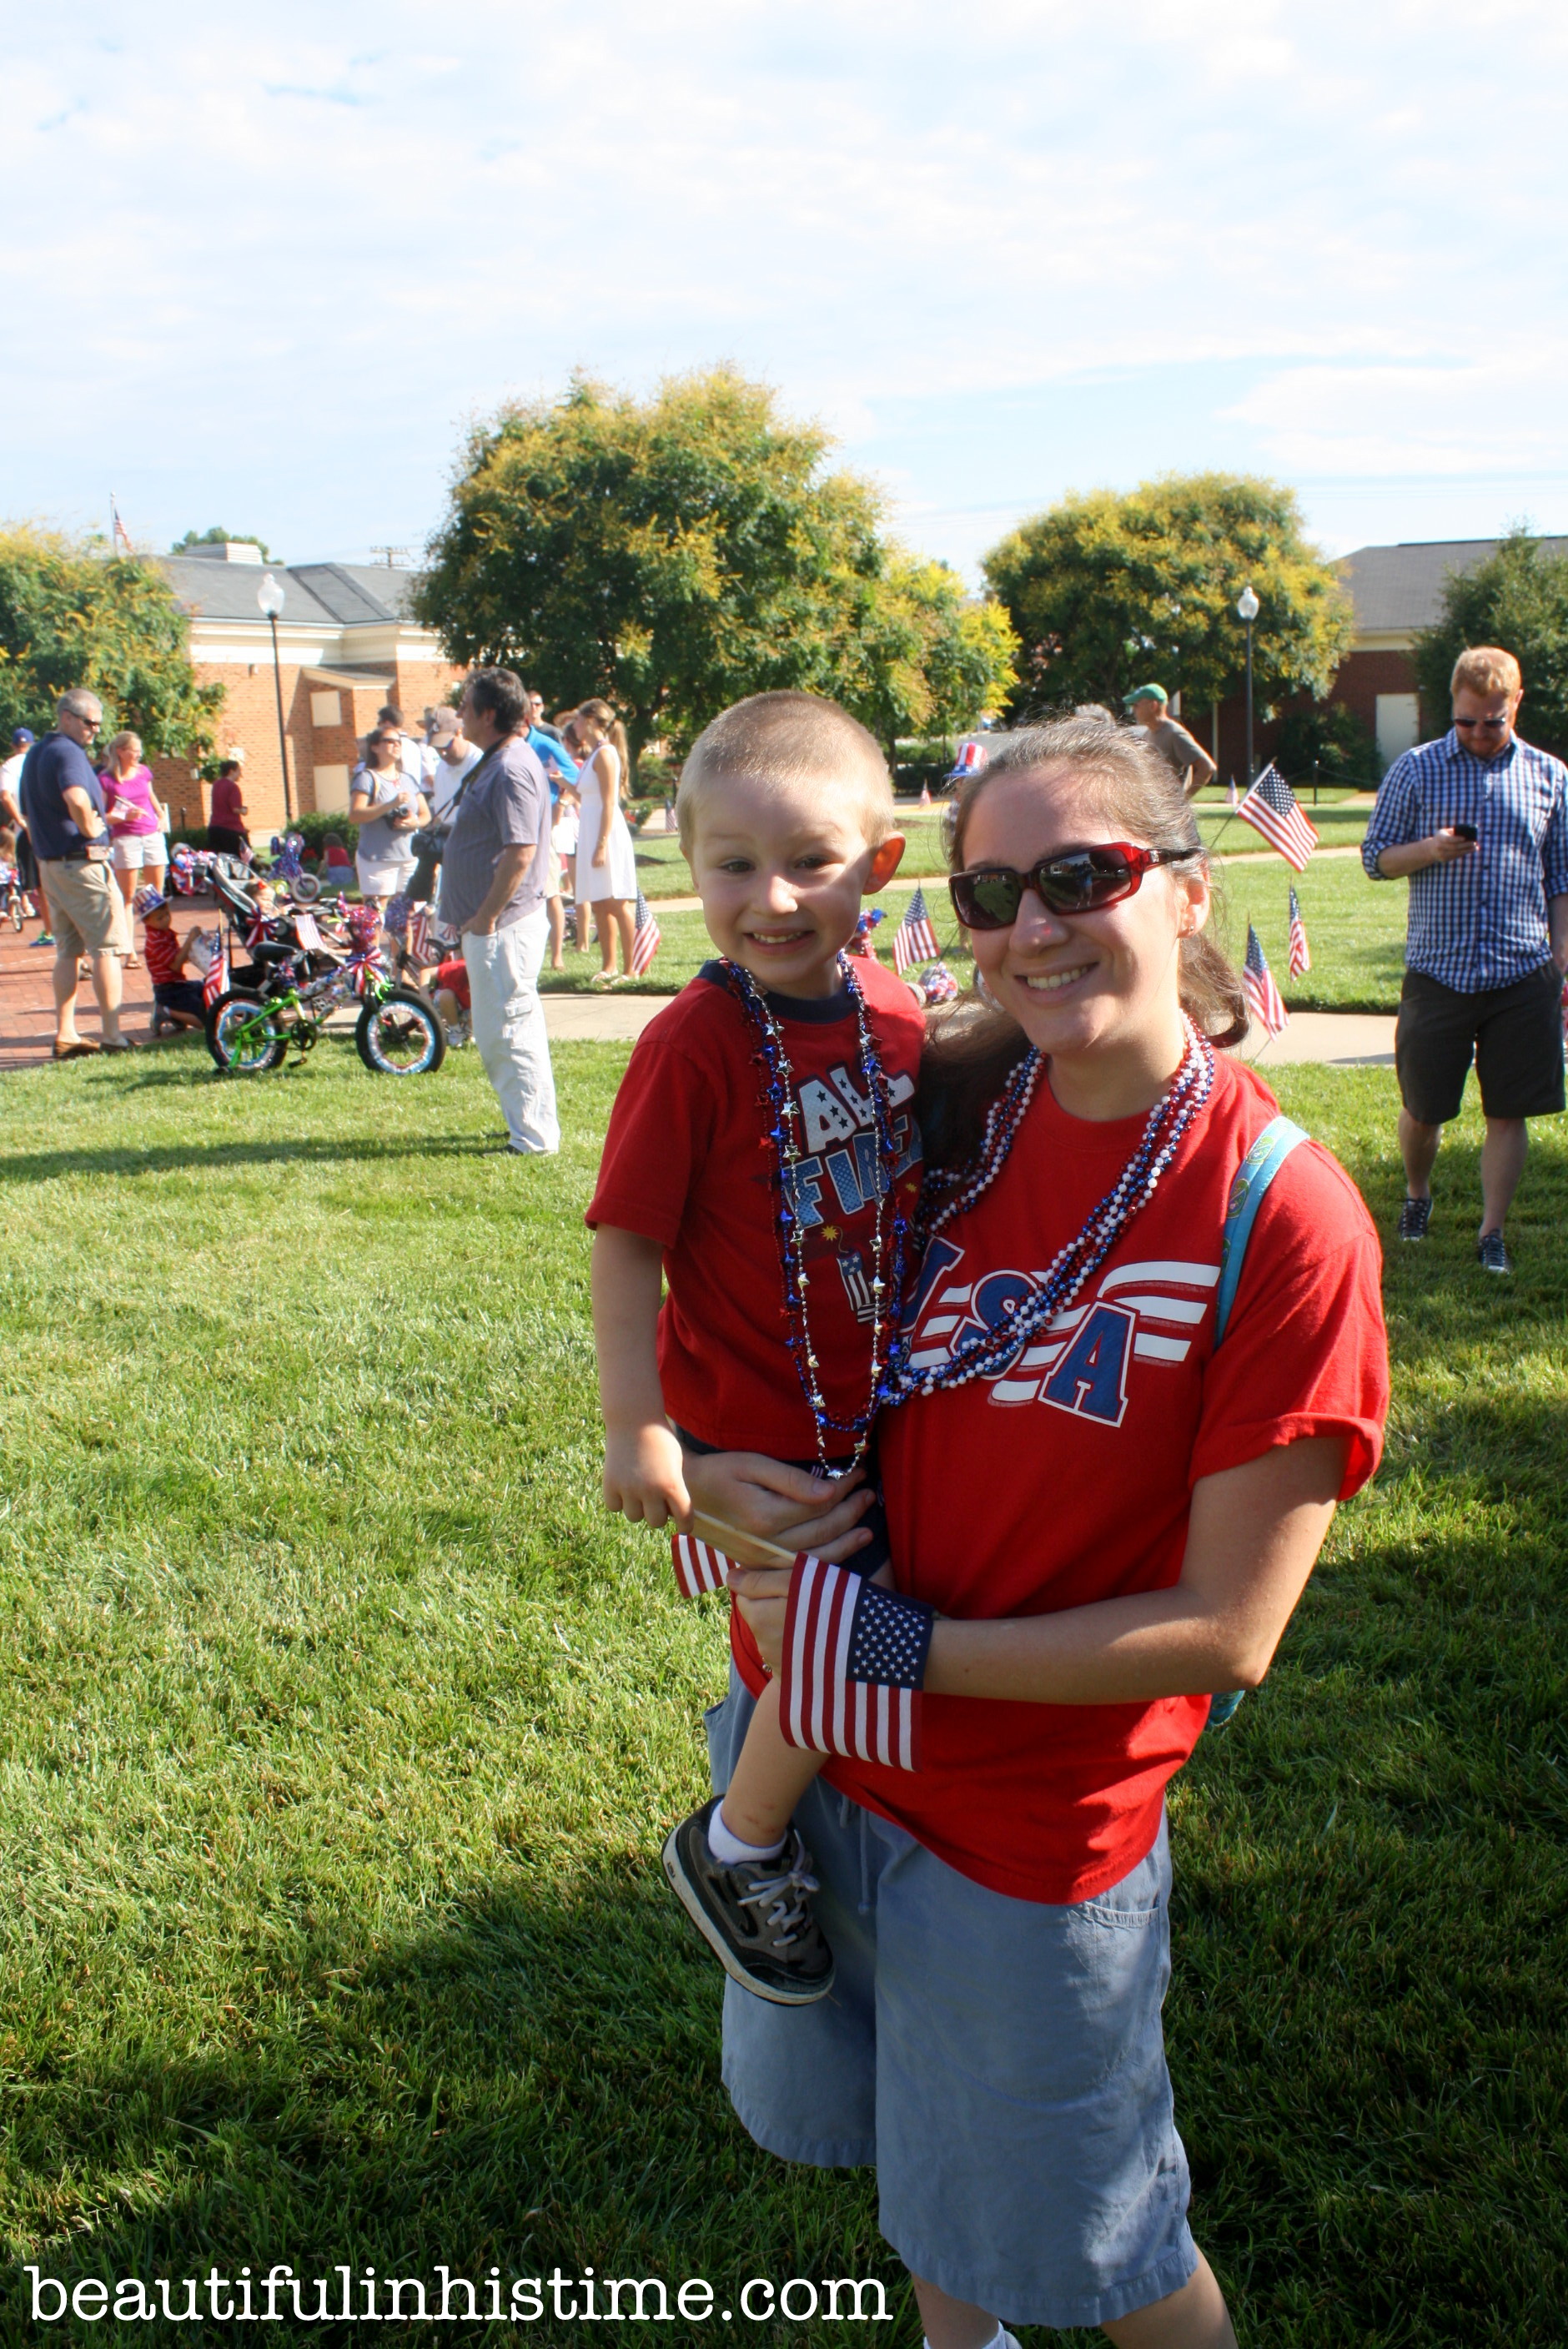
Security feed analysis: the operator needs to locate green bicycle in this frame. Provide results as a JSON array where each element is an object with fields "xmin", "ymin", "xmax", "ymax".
[{"xmin": 206, "ymin": 943, "xmax": 446, "ymax": 1078}]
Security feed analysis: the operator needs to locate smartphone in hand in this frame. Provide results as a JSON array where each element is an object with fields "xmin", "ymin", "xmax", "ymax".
[{"xmin": 1450, "ymin": 822, "xmax": 1479, "ymax": 842}]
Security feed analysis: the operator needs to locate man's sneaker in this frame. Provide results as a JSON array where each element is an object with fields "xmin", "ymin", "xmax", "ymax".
[
  {"xmin": 1478, "ymin": 1229, "xmax": 1512, "ymax": 1275},
  {"xmin": 662, "ymin": 1798, "xmax": 834, "ymax": 2004},
  {"xmin": 1397, "ymin": 1196, "xmax": 1433, "ymax": 1242}
]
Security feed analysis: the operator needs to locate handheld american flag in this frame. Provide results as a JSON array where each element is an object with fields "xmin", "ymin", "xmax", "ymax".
[
  {"xmin": 201, "ymin": 924, "xmax": 230, "ymax": 1011},
  {"xmin": 631, "ymin": 888, "xmax": 661, "ymax": 976},
  {"xmin": 1288, "ymin": 886, "xmax": 1310, "ymax": 978},
  {"xmin": 892, "ymin": 886, "xmax": 940, "ymax": 976},
  {"xmin": 780, "ymin": 1555, "xmax": 935, "ymax": 1772},
  {"xmin": 1236, "ymin": 764, "xmax": 1319, "ymax": 871},
  {"xmin": 671, "ymin": 1531, "xmax": 731, "ymax": 1599},
  {"xmin": 1243, "ymin": 923, "xmax": 1289, "ymax": 1039}
]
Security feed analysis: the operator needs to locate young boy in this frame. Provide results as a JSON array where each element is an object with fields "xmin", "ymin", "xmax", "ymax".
[
  {"xmin": 586, "ymin": 692, "xmax": 924, "ymax": 2004},
  {"xmin": 136, "ymin": 888, "xmax": 208, "ymax": 1033}
]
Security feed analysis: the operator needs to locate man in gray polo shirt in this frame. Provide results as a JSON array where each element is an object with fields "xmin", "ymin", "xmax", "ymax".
[{"xmin": 441, "ymin": 668, "xmax": 558, "ymax": 1155}]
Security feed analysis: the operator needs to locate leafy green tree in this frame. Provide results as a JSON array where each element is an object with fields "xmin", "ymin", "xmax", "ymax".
[
  {"xmin": 983, "ymin": 473, "xmax": 1353, "ymax": 722},
  {"xmin": 171, "ymin": 525, "xmax": 272, "ymax": 561},
  {"xmin": 1273, "ymin": 701, "xmax": 1381, "ymax": 791},
  {"xmin": 1413, "ymin": 530, "xmax": 1568, "ymax": 759},
  {"xmin": 0, "ymin": 526, "xmax": 224, "ymax": 756},
  {"xmin": 415, "ymin": 370, "xmax": 1014, "ymax": 762}
]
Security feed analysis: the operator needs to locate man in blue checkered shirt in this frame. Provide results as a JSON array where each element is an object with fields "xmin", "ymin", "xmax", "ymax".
[{"xmin": 1363, "ymin": 644, "xmax": 1568, "ymax": 1275}]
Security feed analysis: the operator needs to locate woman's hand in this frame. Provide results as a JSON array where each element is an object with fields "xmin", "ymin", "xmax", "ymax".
[
  {"xmin": 726, "ymin": 1564, "xmax": 794, "ymax": 1672},
  {"xmin": 592, "ymin": 842, "xmax": 609, "ymax": 868},
  {"xmin": 680, "ymin": 1448, "xmax": 875, "ymax": 1564}
]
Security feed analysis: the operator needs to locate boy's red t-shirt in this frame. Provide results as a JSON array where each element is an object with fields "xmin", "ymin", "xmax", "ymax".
[
  {"xmin": 731, "ymin": 1052, "xmax": 1390, "ymax": 1905},
  {"xmin": 143, "ymin": 924, "xmax": 186, "ymax": 986},
  {"xmin": 586, "ymin": 958, "xmax": 926, "ymax": 1456},
  {"xmin": 435, "ymin": 956, "xmax": 471, "ymax": 1010}
]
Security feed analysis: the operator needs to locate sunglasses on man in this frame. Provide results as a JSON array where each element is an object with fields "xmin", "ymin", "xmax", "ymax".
[
  {"xmin": 949, "ymin": 841, "xmax": 1201, "ymax": 930},
  {"xmin": 1452, "ymin": 716, "xmax": 1509, "ymax": 733}
]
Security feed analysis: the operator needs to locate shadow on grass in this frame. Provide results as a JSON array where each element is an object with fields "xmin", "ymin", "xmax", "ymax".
[
  {"xmin": 0, "ymin": 1134, "xmax": 515, "ymax": 1185},
  {"xmin": 0, "ymin": 1856, "xmax": 894, "ymax": 2348}
]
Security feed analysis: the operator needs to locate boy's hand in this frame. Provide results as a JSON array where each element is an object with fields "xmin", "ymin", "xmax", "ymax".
[{"xmin": 602, "ymin": 1423, "xmax": 691, "ymax": 1531}]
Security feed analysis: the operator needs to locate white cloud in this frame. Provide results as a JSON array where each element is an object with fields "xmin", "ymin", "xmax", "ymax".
[{"xmin": 3, "ymin": 0, "xmax": 1566, "ymax": 566}]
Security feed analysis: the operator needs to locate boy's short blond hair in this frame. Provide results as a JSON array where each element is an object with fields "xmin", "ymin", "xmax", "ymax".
[
  {"xmin": 1450, "ymin": 645, "xmax": 1522, "ymax": 700},
  {"xmin": 676, "ymin": 692, "xmax": 895, "ymax": 855}
]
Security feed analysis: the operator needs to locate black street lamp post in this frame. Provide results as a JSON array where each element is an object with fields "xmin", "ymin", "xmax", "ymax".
[
  {"xmin": 1237, "ymin": 583, "xmax": 1259, "ymax": 787},
  {"xmin": 257, "ymin": 572, "xmax": 294, "ymax": 827}
]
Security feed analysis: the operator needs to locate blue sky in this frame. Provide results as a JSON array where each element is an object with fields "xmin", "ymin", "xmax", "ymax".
[{"xmin": 5, "ymin": 0, "xmax": 1567, "ymax": 582}]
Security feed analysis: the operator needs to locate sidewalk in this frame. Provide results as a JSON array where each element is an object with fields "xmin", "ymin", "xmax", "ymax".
[{"xmin": 0, "ymin": 906, "xmax": 1395, "ymax": 1073}]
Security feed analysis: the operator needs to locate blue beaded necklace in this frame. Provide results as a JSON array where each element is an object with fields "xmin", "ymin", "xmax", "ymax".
[
  {"xmin": 721, "ymin": 953, "xmax": 912, "ymax": 1471},
  {"xmin": 881, "ymin": 1018, "xmax": 1216, "ymax": 1405}
]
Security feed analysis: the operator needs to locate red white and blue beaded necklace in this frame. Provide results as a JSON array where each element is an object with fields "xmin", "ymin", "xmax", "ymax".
[
  {"xmin": 721, "ymin": 953, "xmax": 912, "ymax": 1473},
  {"xmin": 880, "ymin": 1016, "xmax": 1217, "ymax": 1404}
]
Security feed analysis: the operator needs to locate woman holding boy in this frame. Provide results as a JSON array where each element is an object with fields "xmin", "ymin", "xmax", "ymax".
[{"xmin": 646, "ymin": 713, "xmax": 1387, "ymax": 2349}]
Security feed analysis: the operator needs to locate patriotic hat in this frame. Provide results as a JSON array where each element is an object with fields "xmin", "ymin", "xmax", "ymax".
[
  {"xmin": 133, "ymin": 886, "xmax": 168, "ymax": 918},
  {"xmin": 947, "ymin": 739, "xmax": 989, "ymax": 781}
]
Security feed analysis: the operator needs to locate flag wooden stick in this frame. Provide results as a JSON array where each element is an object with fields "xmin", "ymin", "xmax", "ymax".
[{"xmin": 690, "ymin": 1511, "xmax": 797, "ymax": 1567}]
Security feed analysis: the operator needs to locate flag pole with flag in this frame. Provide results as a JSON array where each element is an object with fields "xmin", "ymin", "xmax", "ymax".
[
  {"xmin": 110, "ymin": 494, "xmax": 133, "ymax": 557},
  {"xmin": 630, "ymin": 888, "xmax": 661, "ymax": 977},
  {"xmin": 892, "ymin": 884, "xmax": 940, "ymax": 976},
  {"xmin": 1236, "ymin": 762, "xmax": 1319, "ymax": 871},
  {"xmin": 201, "ymin": 920, "xmax": 231, "ymax": 1012},
  {"xmin": 1243, "ymin": 923, "xmax": 1289, "ymax": 1039},
  {"xmin": 1288, "ymin": 886, "xmax": 1311, "ymax": 979}
]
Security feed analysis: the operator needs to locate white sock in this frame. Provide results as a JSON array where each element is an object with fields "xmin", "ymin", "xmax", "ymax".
[
  {"xmin": 708, "ymin": 1806, "xmax": 787, "ymax": 1867},
  {"xmin": 922, "ymin": 2330, "xmax": 1008, "ymax": 2349}
]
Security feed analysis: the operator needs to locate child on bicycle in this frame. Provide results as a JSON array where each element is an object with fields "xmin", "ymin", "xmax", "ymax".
[{"xmin": 586, "ymin": 692, "xmax": 922, "ymax": 2006}]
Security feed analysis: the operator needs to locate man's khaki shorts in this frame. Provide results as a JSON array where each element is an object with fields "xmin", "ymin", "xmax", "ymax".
[{"xmin": 39, "ymin": 858, "xmax": 123, "ymax": 957}]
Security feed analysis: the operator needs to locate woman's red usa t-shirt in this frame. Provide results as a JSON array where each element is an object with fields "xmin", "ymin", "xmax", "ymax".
[
  {"xmin": 736, "ymin": 1051, "xmax": 1390, "ymax": 1905},
  {"xmin": 586, "ymin": 958, "xmax": 925, "ymax": 1458}
]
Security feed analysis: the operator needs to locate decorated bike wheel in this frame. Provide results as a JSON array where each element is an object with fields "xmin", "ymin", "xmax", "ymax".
[
  {"xmin": 206, "ymin": 988, "xmax": 288, "ymax": 1075},
  {"xmin": 354, "ymin": 987, "xmax": 446, "ymax": 1076}
]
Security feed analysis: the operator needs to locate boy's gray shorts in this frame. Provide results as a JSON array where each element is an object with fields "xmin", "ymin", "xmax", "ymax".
[{"xmin": 707, "ymin": 1672, "xmax": 1199, "ymax": 2331}]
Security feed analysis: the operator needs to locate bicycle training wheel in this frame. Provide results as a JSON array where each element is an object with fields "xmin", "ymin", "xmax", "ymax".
[
  {"xmin": 355, "ymin": 987, "xmax": 446, "ymax": 1075},
  {"xmin": 206, "ymin": 987, "xmax": 289, "ymax": 1074},
  {"xmin": 289, "ymin": 872, "xmax": 322, "ymax": 903}
]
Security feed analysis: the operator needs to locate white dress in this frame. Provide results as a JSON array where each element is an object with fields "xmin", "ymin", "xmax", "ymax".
[{"xmin": 575, "ymin": 745, "xmax": 638, "ymax": 902}]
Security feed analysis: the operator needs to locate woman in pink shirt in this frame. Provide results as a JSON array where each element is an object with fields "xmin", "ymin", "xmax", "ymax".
[{"xmin": 101, "ymin": 730, "xmax": 169, "ymax": 967}]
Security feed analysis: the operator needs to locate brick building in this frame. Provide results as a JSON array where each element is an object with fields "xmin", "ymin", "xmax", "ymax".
[
  {"xmin": 1201, "ymin": 534, "xmax": 1568, "ymax": 786},
  {"xmin": 153, "ymin": 542, "xmax": 464, "ymax": 837}
]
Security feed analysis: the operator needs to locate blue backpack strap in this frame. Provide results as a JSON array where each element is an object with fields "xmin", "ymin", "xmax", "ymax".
[
  {"xmin": 1214, "ymin": 1116, "xmax": 1311, "ymax": 1347},
  {"xmin": 1203, "ymin": 1115, "xmax": 1311, "ymax": 1735}
]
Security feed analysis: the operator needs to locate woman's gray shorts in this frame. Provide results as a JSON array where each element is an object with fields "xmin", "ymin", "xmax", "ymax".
[{"xmin": 708, "ymin": 1672, "xmax": 1198, "ymax": 2331}]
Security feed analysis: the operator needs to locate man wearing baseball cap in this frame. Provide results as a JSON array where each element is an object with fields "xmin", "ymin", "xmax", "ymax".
[
  {"xmin": 1123, "ymin": 684, "xmax": 1217, "ymax": 798},
  {"xmin": 0, "ymin": 727, "xmax": 50, "ymax": 939}
]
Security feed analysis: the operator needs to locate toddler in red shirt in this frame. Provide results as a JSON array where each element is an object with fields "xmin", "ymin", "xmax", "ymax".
[{"xmin": 587, "ymin": 692, "xmax": 924, "ymax": 2004}]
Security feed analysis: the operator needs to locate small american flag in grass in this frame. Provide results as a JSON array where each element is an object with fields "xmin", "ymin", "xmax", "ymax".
[
  {"xmin": 1237, "ymin": 763, "xmax": 1319, "ymax": 871},
  {"xmin": 671, "ymin": 1532, "xmax": 731, "ymax": 1599},
  {"xmin": 631, "ymin": 889, "xmax": 661, "ymax": 976},
  {"xmin": 201, "ymin": 924, "xmax": 229, "ymax": 1010},
  {"xmin": 892, "ymin": 886, "xmax": 940, "ymax": 975},
  {"xmin": 780, "ymin": 1556, "xmax": 934, "ymax": 1772},
  {"xmin": 1244, "ymin": 923, "xmax": 1289, "ymax": 1039},
  {"xmin": 1288, "ymin": 886, "xmax": 1310, "ymax": 978}
]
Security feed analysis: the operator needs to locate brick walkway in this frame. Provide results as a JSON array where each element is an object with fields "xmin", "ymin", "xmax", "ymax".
[{"xmin": 0, "ymin": 897, "xmax": 215, "ymax": 1072}]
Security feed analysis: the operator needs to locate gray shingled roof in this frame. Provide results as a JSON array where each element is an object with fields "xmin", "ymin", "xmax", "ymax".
[
  {"xmin": 160, "ymin": 556, "xmax": 422, "ymax": 626},
  {"xmin": 1340, "ymin": 537, "xmax": 1568, "ymax": 635}
]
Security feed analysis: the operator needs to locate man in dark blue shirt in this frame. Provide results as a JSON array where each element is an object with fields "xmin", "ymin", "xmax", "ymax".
[{"xmin": 18, "ymin": 688, "xmax": 134, "ymax": 1055}]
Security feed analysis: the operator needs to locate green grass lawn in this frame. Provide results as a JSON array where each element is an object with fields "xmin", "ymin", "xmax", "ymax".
[
  {"xmin": 565, "ymin": 840, "xmax": 1408, "ymax": 1014},
  {"xmin": 3, "ymin": 1049, "xmax": 1564, "ymax": 2346}
]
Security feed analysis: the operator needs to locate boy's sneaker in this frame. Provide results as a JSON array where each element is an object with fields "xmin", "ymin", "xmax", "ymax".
[
  {"xmin": 31, "ymin": 932, "xmax": 54, "ymax": 948},
  {"xmin": 445, "ymin": 1017, "xmax": 470, "ymax": 1048},
  {"xmin": 662, "ymin": 1798, "xmax": 834, "ymax": 2004},
  {"xmin": 1478, "ymin": 1229, "xmax": 1512, "ymax": 1275},
  {"xmin": 1397, "ymin": 1196, "xmax": 1433, "ymax": 1242}
]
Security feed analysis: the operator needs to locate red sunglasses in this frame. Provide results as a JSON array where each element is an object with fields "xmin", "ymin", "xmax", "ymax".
[{"xmin": 949, "ymin": 841, "xmax": 1200, "ymax": 930}]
